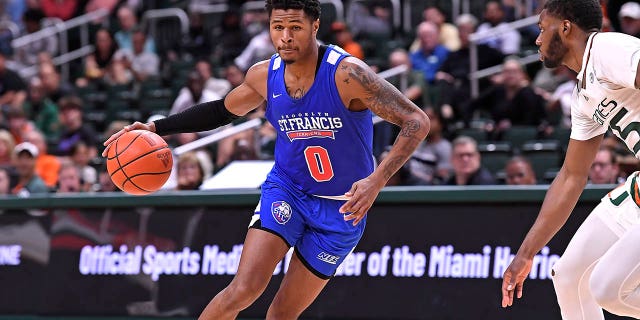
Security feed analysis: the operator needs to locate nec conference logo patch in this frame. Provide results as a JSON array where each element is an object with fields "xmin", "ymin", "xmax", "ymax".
[
  {"xmin": 271, "ymin": 201, "xmax": 292, "ymax": 224},
  {"xmin": 317, "ymin": 251, "xmax": 340, "ymax": 264}
]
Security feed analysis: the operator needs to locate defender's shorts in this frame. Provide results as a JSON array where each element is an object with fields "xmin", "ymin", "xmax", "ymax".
[{"xmin": 249, "ymin": 177, "xmax": 366, "ymax": 279}]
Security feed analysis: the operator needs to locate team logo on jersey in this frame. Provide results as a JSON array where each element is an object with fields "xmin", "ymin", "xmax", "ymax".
[
  {"xmin": 271, "ymin": 201, "xmax": 292, "ymax": 224},
  {"xmin": 278, "ymin": 113, "xmax": 342, "ymax": 141}
]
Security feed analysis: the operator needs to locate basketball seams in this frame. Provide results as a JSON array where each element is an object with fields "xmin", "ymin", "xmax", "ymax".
[
  {"xmin": 107, "ymin": 131, "xmax": 144, "ymax": 161},
  {"xmin": 109, "ymin": 146, "xmax": 170, "ymax": 176}
]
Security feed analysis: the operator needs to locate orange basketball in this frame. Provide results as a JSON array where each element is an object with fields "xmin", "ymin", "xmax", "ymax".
[{"xmin": 106, "ymin": 130, "xmax": 173, "ymax": 195}]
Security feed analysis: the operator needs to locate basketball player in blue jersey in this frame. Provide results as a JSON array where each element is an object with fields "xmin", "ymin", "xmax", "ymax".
[{"xmin": 103, "ymin": 0, "xmax": 430, "ymax": 319}]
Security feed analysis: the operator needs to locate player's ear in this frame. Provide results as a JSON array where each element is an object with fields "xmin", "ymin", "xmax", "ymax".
[{"xmin": 562, "ymin": 20, "xmax": 570, "ymax": 34}]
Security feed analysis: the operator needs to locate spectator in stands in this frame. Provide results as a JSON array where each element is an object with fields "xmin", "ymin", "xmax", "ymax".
[
  {"xmin": 215, "ymin": 107, "xmax": 262, "ymax": 170},
  {"xmin": 234, "ymin": 26, "xmax": 274, "ymax": 71},
  {"xmin": 79, "ymin": 28, "xmax": 118, "ymax": 86},
  {"xmin": 102, "ymin": 58, "xmax": 133, "ymax": 86},
  {"xmin": 96, "ymin": 168, "xmax": 118, "ymax": 192},
  {"xmin": 223, "ymin": 63, "xmax": 245, "ymax": 88},
  {"xmin": 6, "ymin": 108, "xmax": 34, "ymax": 144},
  {"xmin": 40, "ymin": 0, "xmax": 78, "ymax": 21},
  {"xmin": 194, "ymin": 59, "xmax": 231, "ymax": 98},
  {"xmin": 446, "ymin": 136, "xmax": 496, "ymax": 185},
  {"xmin": 23, "ymin": 129, "xmax": 60, "ymax": 188},
  {"xmin": 2, "ymin": 0, "xmax": 26, "ymax": 27},
  {"xmin": 411, "ymin": 6, "xmax": 460, "ymax": 52},
  {"xmin": 0, "ymin": 129, "xmax": 15, "ymax": 168},
  {"xmin": 214, "ymin": 8, "xmax": 245, "ymax": 66},
  {"xmin": 114, "ymin": 6, "xmax": 155, "ymax": 53},
  {"xmin": 11, "ymin": 141, "xmax": 48, "ymax": 195},
  {"xmin": 436, "ymin": 13, "xmax": 504, "ymax": 123},
  {"xmin": 504, "ymin": 156, "xmax": 537, "ymax": 185},
  {"xmin": 467, "ymin": 57, "xmax": 546, "ymax": 137},
  {"xmin": 346, "ymin": 1, "xmax": 393, "ymax": 39},
  {"xmin": 407, "ymin": 107, "xmax": 452, "ymax": 185},
  {"xmin": 378, "ymin": 147, "xmax": 411, "ymax": 186},
  {"xmin": 410, "ymin": 21, "xmax": 449, "ymax": 85},
  {"xmin": 22, "ymin": 77, "xmax": 60, "ymax": 140},
  {"xmin": 175, "ymin": 151, "xmax": 209, "ymax": 190},
  {"xmin": 330, "ymin": 22, "xmax": 364, "ymax": 60},
  {"xmin": 70, "ymin": 141, "xmax": 96, "ymax": 191},
  {"xmin": 56, "ymin": 161, "xmax": 83, "ymax": 193},
  {"xmin": 0, "ymin": 52, "xmax": 27, "ymax": 111},
  {"xmin": 544, "ymin": 67, "xmax": 577, "ymax": 128},
  {"xmin": 170, "ymin": 70, "xmax": 220, "ymax": 116},
  {"xmin": 14, "ymin": 8, "xmax": 57, "ymax": 69},
  {"xmin": 372, "ymin": 48, "xmax": 427, "ymax": 157},
  {"xmin": 0, "ymin": 167, "xmax": 11, "ymax": 195},
  {"xmin": 113, "ymin": 27, "xmax": 160, "ymax": 82},
  {"xmin": 588, "ymin": 147, "xmax": 622, "ymax": 185},
  {"xmin": 388, "ymin": 48, "xmax": 427, "ymax": 107},
  {"xmin": 476, "ymin": 1, "xmax": 521, "ymax": 55},
  {"xmin": 83, "ymin": 0, "xmax": 119, "ymax": 23},
  {"xmin": 56, "ymin": 96, "xmax": 98, "ymax": 158},
  {"xmin": 618, "ymin": 2, "xmax": 640, "ymax": 38},
  {"xmin": 39, "ymin": 63, "xmax": 73, "ymax": 103}
]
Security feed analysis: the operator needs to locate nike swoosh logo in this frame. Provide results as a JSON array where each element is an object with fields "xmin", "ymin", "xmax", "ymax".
[{"xmin": 272, "ymin": 93, "xmax": 282, "ymax": 98}]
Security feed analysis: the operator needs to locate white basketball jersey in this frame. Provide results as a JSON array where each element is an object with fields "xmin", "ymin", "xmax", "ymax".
[{"xmin": 570, "ymin": 32, "xmax": 640, "ymax": 156}]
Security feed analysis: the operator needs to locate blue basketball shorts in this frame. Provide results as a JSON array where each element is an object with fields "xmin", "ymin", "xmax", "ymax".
[{"xmin": 249, "ymin": 179, "xmax": 366, "ymax": 279}]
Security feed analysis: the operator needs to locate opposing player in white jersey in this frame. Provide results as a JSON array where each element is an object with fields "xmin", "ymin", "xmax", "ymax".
[{"xmin": 501, "ymin": 1, "xmax": 640, "ymax": 319}]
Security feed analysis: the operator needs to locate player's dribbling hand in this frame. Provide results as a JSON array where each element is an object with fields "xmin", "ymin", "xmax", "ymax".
[
  {"xmin": 102, "ymin": 121, "xmax": 155, "ymax": 157},
  {"xmin": 501, "ymin": 254, "xmax": 533, "ymax": 308},
  {"xmin": 339, "ymin": 176, "xmax": 385, "ymax": 226}
]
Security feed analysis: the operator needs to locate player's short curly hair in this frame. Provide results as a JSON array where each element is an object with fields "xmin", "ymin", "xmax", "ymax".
[
  {"xmin": 543, "ymin": 0, "xmax": 602, "ymax": 32},
  {"xmin": 265, "ymin": 0, "xmax": 321, "ymax": 21}
]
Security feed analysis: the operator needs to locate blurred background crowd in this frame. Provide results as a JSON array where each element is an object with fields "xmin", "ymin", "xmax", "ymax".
[{"xmin": 0, "ymin": 0, "xmax": 638, "ymax": 195}]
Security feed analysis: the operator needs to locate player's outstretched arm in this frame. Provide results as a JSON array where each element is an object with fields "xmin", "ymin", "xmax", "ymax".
[
  {"xmin": 335, "ymin": 57, "xmax": 430, "ymax": 225},
  {"xmin": 501, "ymin": 134, "xmax": 603, "ymax": 308},
  {"xmin": 102, "ymin": 61, "xmax": 270, "ymax": 157}
]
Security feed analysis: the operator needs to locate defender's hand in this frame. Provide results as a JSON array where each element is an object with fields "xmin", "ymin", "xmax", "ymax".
[
  {"xmin": 339, "ymin": 177, "xmax": 384, "ymax": 226},
  {"xmin": 102, "ymin": 121, "xmax": 155, "ymax": 157},
  {"xmin": 501, "ymin": 254, "xmax": 533, "ymax": 308}
]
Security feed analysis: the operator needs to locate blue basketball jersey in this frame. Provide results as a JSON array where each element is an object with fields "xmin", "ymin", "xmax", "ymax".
[{"xmin": 265, "ymin": 45, "xmax": 374, "ymax": 196}]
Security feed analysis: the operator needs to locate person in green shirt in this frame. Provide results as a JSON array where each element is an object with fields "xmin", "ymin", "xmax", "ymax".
[{"xmin": 22, "ymin": 77, "xmax": 60, "ymax": 141}]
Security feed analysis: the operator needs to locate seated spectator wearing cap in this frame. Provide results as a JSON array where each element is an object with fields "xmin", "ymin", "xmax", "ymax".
[
  {"xmin": 504, "ymin": 156, "xmax": 537, "ymax": 185},
  {"xmin": 12, "ymin": 142, "xmax": 49, "ymax": 196},
  {"xmin": 23, "ymin": 130, "xmax": 61, "ymax": 188},
  {"xmin": 56, "ymin": 96, "xmax": 98, "ymax": 158},
  {"xmin": 619, "ymin": 2, "xmax": 640, "ymax": 38},
  {"xmin": 331, "ymin": 22, "xmax": 365, "ymax": 60}
]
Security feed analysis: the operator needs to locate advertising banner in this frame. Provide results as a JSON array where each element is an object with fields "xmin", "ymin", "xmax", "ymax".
[{"xmin": 0, "ymin": 199, "xmax": 627, "ymax": 319}]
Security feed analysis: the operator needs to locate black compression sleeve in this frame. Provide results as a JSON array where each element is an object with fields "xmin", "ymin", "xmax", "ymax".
[{"xmin": 153, "ymin": 99, "xmax": 240, "ymax": 136}]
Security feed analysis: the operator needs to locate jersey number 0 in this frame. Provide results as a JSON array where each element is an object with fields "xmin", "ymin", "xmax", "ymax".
[{"xmin": 304, "ymin": 146, "xmax": 334, "ymax": 182}]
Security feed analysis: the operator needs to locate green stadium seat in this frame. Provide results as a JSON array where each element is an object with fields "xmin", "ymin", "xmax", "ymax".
[
  {"xmin": 456, "ymin": 128, "xmax": 488, "ymax": 143},
  {"xmin": 502, "ymin": 126, "xmax": 538, "ymax": 150},
  {"xmin": 521, "ymin": 141, "xmax": 564, "ymax": 181},
  {"xmin": 478, "ymin": 142, "xmax": 513, "ymax": 175}
]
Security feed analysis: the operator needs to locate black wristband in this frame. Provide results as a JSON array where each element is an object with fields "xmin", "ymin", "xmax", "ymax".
[{"xmin": 153, "ymin": 99, "xmax": 240, "ymax": 136}]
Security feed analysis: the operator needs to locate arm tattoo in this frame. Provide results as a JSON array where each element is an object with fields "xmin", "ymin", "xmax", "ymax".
[
  {"xmin": 345, "ymin": 64, "xmax": 416, "ymax": 125},
  {"xmin": 400, "ymin": 119, "xmax": 420, "ymax": 137},
  {"xmin": 382, "ymin": 156, "xmax": 406, "ymax": 180}
]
